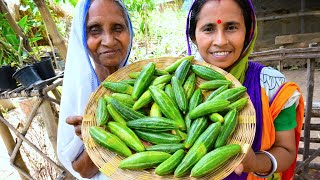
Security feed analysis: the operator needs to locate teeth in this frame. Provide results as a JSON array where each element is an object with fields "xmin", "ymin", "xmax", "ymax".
[{"xmin": 214, "ymin": 52, "xmax": 229, "ymax": 56}]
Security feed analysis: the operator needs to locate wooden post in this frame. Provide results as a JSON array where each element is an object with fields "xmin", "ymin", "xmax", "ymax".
[
  {"xmin": 302, "ymin": 43, "xmax": 316, "ymax": 174},
  {"xmin": 10, "ymin": 99, "xmax": 43, "ymax": 164},
  {"xmin": 278, "ymin": 46, "xmax": 285, "ymax": 72},
  {"xmin": 257, "ymin": 11, "xmax": 320, "ymax": 21},
  {"xmin": 300, "ymin": 0, "xmax": 305, "ymax": 33},
  {"xmin": 279, "ymin": 60, "xmax": 283, "ymax": 72},
  {"xmin": 39, "ymin": 97, "xmax": 74, "ymax": 179},
  {"xmin": 0, "ymin": 111, "xmax": 30, "ymax": 180},
  {"xmin": 39, "ymin": 100, "xmax": 58, "ymax": 154},
  {"xmin": 51, "ymin": 88, "xmax": 61, "ymax": 102},
  {"xmin": 32, "ymin": 0, "xmax": 67, "ymax": 61},
  {"xmin": 296, "ymin": 147, "xmax": 320, "ymax": 174}
]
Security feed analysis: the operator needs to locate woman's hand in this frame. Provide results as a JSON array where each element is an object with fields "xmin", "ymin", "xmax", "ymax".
[
  {"xmin": 72, "ymin": 150, "xmax": 99, "ymax": 178},
  {"xmin": 234, "ymin": 129, "xmax": 296, "ymax": 176},
  {"xmin": 66, "ymin": 115, "xmax": 99, "ymax": 178},
  {"xmin": 234, "ymin": 147, "xmax": 257, "ymax": 175},
  {"xmin": 66, "ymin": 116, "xmax": 83, "ymax": 140}
]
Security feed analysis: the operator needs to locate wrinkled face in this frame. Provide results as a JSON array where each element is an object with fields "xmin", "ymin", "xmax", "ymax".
[
  {"xmin": 194, "ymin": 0, "xmax": 246, "ymax": 69},
  {"xmin": 86, "ymin": 0, "xmax": 130, "ymax": 68}
]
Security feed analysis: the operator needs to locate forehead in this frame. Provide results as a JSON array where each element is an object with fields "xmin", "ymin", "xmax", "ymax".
[
  {"xmin": 197, "ymin": 0, "xmax": 244, "ymax": 23},
  {"xmin": 87, "ymin": 0, "xmax": 125, "ymax": 23}
]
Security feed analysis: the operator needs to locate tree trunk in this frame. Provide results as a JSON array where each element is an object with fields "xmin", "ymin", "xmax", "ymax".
[
  {"xmin": 0, "ymin": 111, "xmax": 30, "ymax": 180},
  {"xmin": 32, "ymin": 0, "xmax": 67, "ymax": 61},
  {"xmin": 0, "ymin": 0, "xmax": 32, "ymax": 52}
]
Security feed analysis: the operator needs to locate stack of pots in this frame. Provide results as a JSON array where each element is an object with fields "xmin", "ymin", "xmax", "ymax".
[{"xmin": 12, "ymin": 56, "xmax": 56, "ymax": 90}]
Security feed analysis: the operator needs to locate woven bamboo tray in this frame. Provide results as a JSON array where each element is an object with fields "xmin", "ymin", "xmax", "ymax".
[{"xmin": 82, "ymin": 57, "xmax": 256, "ymax": 179}]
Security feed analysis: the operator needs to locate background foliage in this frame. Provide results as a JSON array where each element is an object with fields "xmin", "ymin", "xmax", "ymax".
[
  {"xmin": 0, "ymin": 0, "xmax": 72, "ymax": 67},
  {"xmin": 124, "ymin": 0, "xmax": 188, "ymax": 62}
]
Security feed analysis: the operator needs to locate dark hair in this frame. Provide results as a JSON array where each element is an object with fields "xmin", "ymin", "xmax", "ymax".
[{"xmin": 188, "ymin": 0, "xmax": 253, "ymax": 48}]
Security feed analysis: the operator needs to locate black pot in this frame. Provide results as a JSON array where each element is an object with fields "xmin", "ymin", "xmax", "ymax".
[
  {"xmin": 0, "ymin": 65, "xmax": 17, "ymax": 91},
  {"xmin": 12, "ymin": 65, "xmax": 43, "ymax": 89},
  {"xmin": 33, "ymin": 57, "xmax": 56, "ymax": 80}
]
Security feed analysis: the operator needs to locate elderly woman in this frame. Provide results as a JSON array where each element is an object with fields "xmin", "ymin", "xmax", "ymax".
[{"xmin": 57, "ymin": 0, "xmax": 133, "ymax": 179}]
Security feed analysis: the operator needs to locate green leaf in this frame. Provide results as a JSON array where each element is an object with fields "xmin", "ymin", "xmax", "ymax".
[
  {"xmin": 29, "ymin": 37, "xmax": 43, "ymax": 43},
  {"xmin": 0, "ymin": 50, "xmax": 3, "ymax": 65},
  {"xmin": 17, "ymin": 15, "xmax": 28, "ymax": 31},
  {"xmin": 68, "ymin": 0, "xmax": 78, "ymax": 7},
  {"xmin": 139, "ymin": 21, "xmax": 145, "ymax": 34}
]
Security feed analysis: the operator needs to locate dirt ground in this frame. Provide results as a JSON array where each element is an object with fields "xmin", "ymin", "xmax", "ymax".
[{"xmin": 282, "ymin": 68, "xmax": 320, "ymax": 102}]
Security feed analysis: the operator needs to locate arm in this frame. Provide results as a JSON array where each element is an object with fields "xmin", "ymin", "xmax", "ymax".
[
  {"xmin": 66, "ymin": 116, "xmax": 99, "ymax": 178},
  {"xmin": 235, "ymin": 126, "xmax": 296, "ymax": 175},
  {"xmin": 269, "ymin": 129, "xmax": 296, "ymax": 172},
  {"xmin": 235, "ymin": 68, "xmax": 299, "ymax": 175},
  {"xmin": 235, "ymin": 129, "xmax": 296, "ymax": 175},
  {"xmin": 72, "ymin": 150, "xmax": 99, "ymax": 178}
]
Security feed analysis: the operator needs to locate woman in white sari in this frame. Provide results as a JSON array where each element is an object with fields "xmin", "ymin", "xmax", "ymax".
[{"xmin": 57, "ymin": 0, "xmax": 133, "ymax": 179}]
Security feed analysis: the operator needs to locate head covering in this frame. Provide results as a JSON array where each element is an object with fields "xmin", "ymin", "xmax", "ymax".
[
  {"xmin": 186, "ymin": 0, "xmax": 257, "ymax": 84},
  {"xmin": 57, "ymin": 0, "xmax": 133, "ymax": 179}
]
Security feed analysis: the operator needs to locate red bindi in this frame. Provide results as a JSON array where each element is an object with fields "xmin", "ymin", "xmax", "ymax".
[{"xmin": 217, "ymin": 19, "xmax": 222, "ymax": 24}]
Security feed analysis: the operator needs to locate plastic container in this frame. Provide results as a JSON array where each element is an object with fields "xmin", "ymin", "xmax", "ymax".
[
  {"xmin": 12, "ymin": 65, "xmax": 43, "ymax": 89},
  {"xmin": 33, "ymin": 57, "xmax": 56, "ymax": 80},
  {"xmin": 0, "ymin": 65, "xmax": 17, "ymax": 91}
]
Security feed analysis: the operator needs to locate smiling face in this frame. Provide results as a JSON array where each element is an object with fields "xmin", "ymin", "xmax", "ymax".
[
  {"xmin": 194, "ymin": 0, "xmax": 246, "ymax": 69},
  {"xmin": 86, "ymin": 0, "xmax": 130, "ymax": 70}
]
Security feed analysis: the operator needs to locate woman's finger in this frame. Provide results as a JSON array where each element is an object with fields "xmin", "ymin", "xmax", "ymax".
[
  {"xmin": 75, "ymin": 125, "xmax": 81, "ymax": 135},
  {"xmin": 234, "ymin": 163, "xmax": 244, "ymax": 176},
  {"xmin": 75, "ymin": 125, "xmax": 83, "ymax": 140},
  {"xmin": 66, "ymin": 116, "xmax": 83, "ymax": 125}
]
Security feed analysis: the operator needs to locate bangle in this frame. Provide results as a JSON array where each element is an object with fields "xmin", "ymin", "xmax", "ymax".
[{"xmin": 253, "ymin": 150, "xmax": 277, "ymax": 178}]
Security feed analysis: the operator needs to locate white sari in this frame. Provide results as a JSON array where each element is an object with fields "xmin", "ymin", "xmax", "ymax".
[{"xmin": 57, "ymin": 0, "xmax": 133, "ymax": 179}]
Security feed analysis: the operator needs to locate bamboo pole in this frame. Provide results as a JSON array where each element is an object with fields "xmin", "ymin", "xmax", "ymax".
[
  {"xmin": 299, "ymin": 148, "xmax": 320, "ymax": 156},
  {"xmin": 300, "ymin": 137, "xmax": 320, "ymax": 144},
  {"xmin": 43, "ymin": 95, "xmax": 60, "ymax": 104},
  {"xmin": 296, "ymin": 161, "xmax": 320, "ymax": 171},
  {"xmin": 0, "ymin": 77, "xmax": 63, "ymax": 99},
  {"xmin": 297, "ymin": 147, "xmax": 320, "ymax": 173},
  {"xmin": 39, "ymin": 100, "xmax": 58, "ymax": 154},
  {"xmin": 10, "ymin": 99, "xmax": 43, "ymax": 164},
  {"xmin": 302, "ymin": 44, "xmax": 316, "ymax": 174},
  {"xmin": 250, "ymin": 46, "xmax": 320, "ymax": 56},
  {"xmin": 44, "ymin": 18, "xmax": 59, "ymax": 69},
  {"xmin": 51, "ymin": 88, "xmax": 61, "ymax": 102},
  {"xmin": 0, "ymin": 111, "xmax": 30, "ymax": 180},
  {"xmin": 300, "ymin": 0, "xmax": 305, "ymax": 33},
  {"xmin": 0, "ymin": 0, "xmax": 32, "ymax": 52},
  {"xmin": 257, "ymin": 11, "xmax": 320, "ymax": 21},
  {"xmin": 302, "ymin": 123, "xmax": 320, "ymax": 130},
  {"xmin": 0, "ymin": 114, "xmax": 64, "ymax": 171},
  {"xmin": 32, "ymin": 0, "xmax": 67, "ymax": 61}
]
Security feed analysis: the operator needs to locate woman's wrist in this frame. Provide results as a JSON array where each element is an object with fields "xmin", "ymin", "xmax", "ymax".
[
  {"xmin": 253, "ymin": 150, "xmax": 277, "ymax": 178},
  {"xmin": 72, "ymin": 149, "xmax": 99, "ymax": 178}
]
